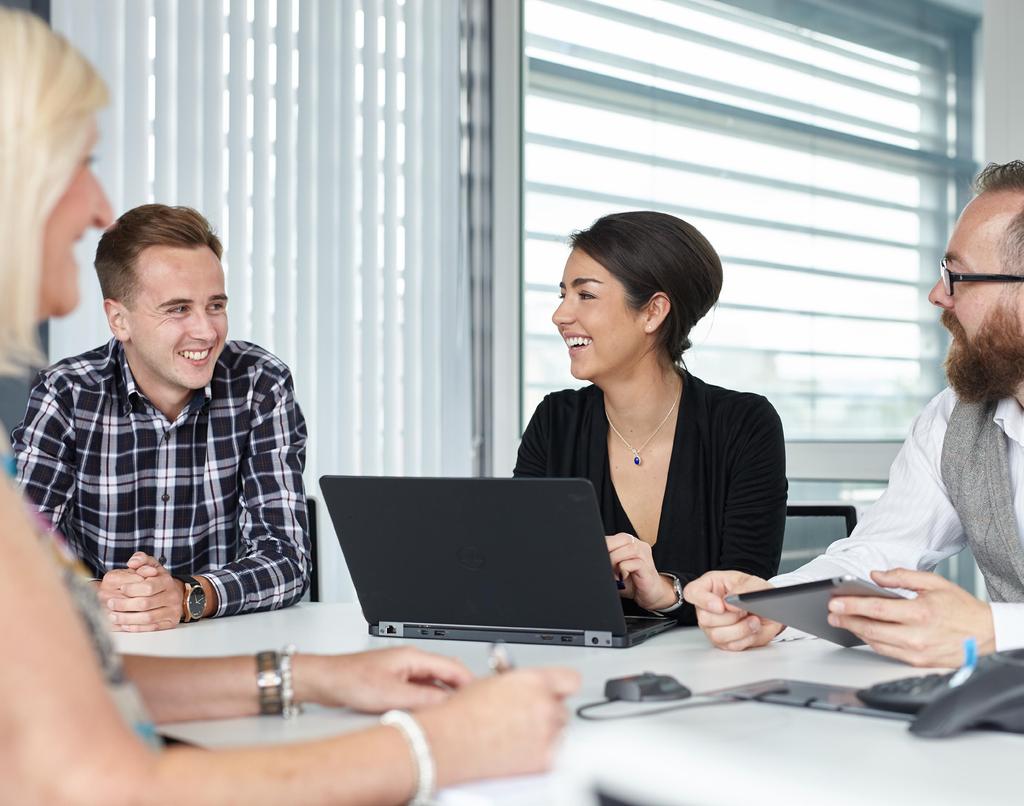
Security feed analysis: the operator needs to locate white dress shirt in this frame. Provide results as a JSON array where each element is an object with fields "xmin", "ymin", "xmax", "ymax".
[{"xmin": 772, "ymin": 387, "xmax": 1024, "ymax": 651}]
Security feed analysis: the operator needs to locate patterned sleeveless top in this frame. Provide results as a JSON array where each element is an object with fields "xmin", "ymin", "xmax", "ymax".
[{"xmin": 3, "ymin": 447, "xmax": 161, "ymax": 749}]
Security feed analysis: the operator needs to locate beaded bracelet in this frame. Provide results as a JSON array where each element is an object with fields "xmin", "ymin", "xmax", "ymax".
[
  {"xmin": 381, "ymin": 709, "xmax": 436, "ymax": 805},
  {"xmin": 279, "ymin": 643, "xmax": 302, "ymax": 719},
  {"xmin": 255, "ymin": 645, "xmax": 302, "ymax": 718}
]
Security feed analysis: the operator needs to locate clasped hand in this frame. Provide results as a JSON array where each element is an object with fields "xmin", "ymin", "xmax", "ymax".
[{"xmin": 95, "ymin": 551, "xmax": 183, "ymax": 631}]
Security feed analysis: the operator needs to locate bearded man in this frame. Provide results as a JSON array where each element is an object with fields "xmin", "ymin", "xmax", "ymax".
[{"xmin": 683, "ymin": 160, "xmax": 1024, "ymax": 667}]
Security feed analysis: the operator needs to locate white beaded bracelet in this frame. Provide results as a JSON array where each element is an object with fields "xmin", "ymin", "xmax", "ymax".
[
  {"xmin": 381, "ymin": 709, "xmax": 436, "ymax": 805},
  {"xmin": 279, "ymin": 644, "xmax": 302, "ymax": 719}
]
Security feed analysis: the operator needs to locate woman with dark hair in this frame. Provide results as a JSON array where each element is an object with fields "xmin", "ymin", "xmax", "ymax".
[{"xmin": 515, "ymin": 211, "xmax": 787, "ymax": 626}]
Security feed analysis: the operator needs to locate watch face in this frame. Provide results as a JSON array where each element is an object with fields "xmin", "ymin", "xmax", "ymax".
[{"xmin": 187, "ymin": 585, "xmax": 206, "ymax": 619}]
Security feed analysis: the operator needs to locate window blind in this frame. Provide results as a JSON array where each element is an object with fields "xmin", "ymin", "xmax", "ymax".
[
  {"xmin": 521, "ymin": 0, "xmax": 978, "ymax": 442},
  {"xmin": 51, "ymin": 0, "xmax": 470, "ymax": 602}
]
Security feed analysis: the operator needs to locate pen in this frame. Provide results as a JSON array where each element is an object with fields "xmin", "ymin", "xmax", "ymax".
[
  {"xmin": 948, "ymin": 637, "xmax": 978, "ymax": 688},
  {"xmin": 488, "ymin": 642, "xmax": 515, "ymax": 674}
]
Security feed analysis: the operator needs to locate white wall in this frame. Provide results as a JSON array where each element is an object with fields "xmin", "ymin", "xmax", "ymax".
[{"xmin": 983, "ymin": 0, "xmax": 1024, "ymax": 162}]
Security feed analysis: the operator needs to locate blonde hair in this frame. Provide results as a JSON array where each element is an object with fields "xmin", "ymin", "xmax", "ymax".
[{"xmin": 0, "ymin": 9, "xmax": 107, "ymax": 375}]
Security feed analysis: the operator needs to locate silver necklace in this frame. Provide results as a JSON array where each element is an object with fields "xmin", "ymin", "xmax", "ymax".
[{"xmin": 606, "ymin": 396, "xmax": 678, "ymax": 467}]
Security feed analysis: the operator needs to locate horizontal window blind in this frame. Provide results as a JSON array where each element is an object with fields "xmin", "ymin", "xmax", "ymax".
[
  {"xmin": 51, "ymin": 0, "xmax": 469, "ymax": 602},
  {"xmin": 521, "ymin": 0, "xmax": 978, "ymax": 442}
]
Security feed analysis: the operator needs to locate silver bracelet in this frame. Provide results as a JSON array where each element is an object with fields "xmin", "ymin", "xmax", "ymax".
[
  {"xmin": 280, "ymin": 644, "xmax": 302, "ymax": 719},
  {"xmin": 381, "ymin": 709, "xmax": 436, "ymax": 805},
  {"xmin": 255, "ymin": 650, "xmax": 283, "ymax": 715},
  {"xmin": 656, "ymin": 572, "xmax": 684, "ymax": 613}
]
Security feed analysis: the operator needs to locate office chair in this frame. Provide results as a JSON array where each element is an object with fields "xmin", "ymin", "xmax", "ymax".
[
  {"xmin": 307, "ymin": 496, "xmax": 319, "ymax": 602},
  {"xmin": 778, "ymin": 504, "xmax": 857, "ymax": 575}
]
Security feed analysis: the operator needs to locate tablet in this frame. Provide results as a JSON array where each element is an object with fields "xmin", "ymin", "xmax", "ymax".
[{"xmin": 724, "ymin": 576, "xmax": 908, "ymax": 647}]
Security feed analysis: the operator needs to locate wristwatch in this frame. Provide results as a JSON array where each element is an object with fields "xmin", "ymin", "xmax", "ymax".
[
  {"xmin": 255, "ymin": 650, "xmax": 284, "ymax": 715},
  {"xmin": 175, "ymin": 575, "xmax": 207, "ymax": 622},
  {"xmin": 656, "ymin": 572, "xmax": 684, "ymax": 613}
]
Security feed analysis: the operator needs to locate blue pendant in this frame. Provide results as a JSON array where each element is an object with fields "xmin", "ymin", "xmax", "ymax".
[{"xmin": 633, "ymin": 452, "xmax": 641, "ymax": 466}]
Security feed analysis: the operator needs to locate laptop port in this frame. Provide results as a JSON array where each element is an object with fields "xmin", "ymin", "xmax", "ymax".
[
  {"xmin": 419, "ymin": 629, "xmax": 429, "ymax": 636},
  {"xmin": 560, "ymin": 636, "xmax": 573, "ymax": 643},
  {"xmin": 384, "ymin": 624, "xmax": 397, "ymax": 635},
  {"xmin": 541, "ymin": 634, "xmax": 553, "ymax": 641},
  {"xmin": 433, "ymin": 630, "xmax": 446, "ymax": 637}
]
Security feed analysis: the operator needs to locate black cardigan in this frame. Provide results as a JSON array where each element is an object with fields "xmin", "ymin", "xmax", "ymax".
[{"xmin": 513, "ymin": 372, "xmax": 787, "ymax": 626}]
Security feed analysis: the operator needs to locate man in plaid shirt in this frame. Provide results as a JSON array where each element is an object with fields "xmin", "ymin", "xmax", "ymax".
[{"xmin": 12, "ymin": 204, "xmax": 310, "ymax": 630}]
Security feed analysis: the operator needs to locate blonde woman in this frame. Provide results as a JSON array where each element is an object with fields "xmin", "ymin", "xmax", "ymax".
[{"xmin": 0, "ymin": 9, "xmax": 577, "ymax": 804}]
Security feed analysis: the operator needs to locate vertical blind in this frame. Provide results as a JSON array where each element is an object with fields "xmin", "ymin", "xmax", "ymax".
[
  {"xmin": 51, "ymin": 0, "xmax": 470, "ymax": 602},
  {"xmin": 521, "ymin": 0, "xmax": 978, "ymax": 442}
]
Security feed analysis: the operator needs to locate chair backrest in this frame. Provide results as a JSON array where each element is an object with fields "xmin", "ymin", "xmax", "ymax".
[
  {"xmin": 778, "ymin": 504, "xmax": 857, "ymax": 576},
  {"xmin": 307, "ymin": 496, "xmax": 319, "ymax": 602}
]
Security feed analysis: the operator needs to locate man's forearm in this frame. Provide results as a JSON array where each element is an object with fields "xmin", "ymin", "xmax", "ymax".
[{"xmin": 202, "ymin": 551, "xmax": 308, "ymax": 616}]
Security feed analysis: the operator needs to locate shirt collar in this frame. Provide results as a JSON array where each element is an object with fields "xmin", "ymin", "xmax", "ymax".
[
  {"xmin": 115, "ymin": 341, "xmax": 213, "ymax": 417},
  {"xmin": 992, "ymin": 396, "xmax": 1024, "ymax": 449}
]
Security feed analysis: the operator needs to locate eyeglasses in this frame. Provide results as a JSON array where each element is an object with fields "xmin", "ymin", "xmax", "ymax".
[{"xmin": 940, "ymin": 258, "xmax": 1024, "ymax": 296}]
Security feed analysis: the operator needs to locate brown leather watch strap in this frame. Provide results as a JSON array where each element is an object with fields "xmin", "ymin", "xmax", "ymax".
[
  {"xmin": 180, "ymin": 578, "xmax": 193, "ymax": 623},
  {"xmin": 176, "ymin": 576, "xmax": 201, "ymax": 623}
]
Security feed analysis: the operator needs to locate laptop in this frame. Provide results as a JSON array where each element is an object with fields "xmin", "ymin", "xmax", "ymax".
[{"xmin": 319, "ymin": 476, "xmax": 678, "ymax": 648}]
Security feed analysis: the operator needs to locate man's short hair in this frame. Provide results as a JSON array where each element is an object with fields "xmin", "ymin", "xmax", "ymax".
[
  {"xmin": 973, "ymin": 161, "xmax": 1024, "ymax": 275},
  {"xmin": 95, "ymin": 204, "xmax": 223, "ymax": 303}
]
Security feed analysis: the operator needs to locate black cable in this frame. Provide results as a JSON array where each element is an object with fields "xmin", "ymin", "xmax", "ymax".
[{"xmin": 575, "ymin": 697, "xmax": 737, "ymax": 721}]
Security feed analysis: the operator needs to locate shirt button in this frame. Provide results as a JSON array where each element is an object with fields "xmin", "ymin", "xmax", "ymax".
[{"xmin": 161, "ymin": 493, "xmax": 170, "ymax": 503}]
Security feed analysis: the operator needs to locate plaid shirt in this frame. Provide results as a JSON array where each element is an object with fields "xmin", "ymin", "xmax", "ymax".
[{"xmin": 11, "ymin": 339, "xmax": 310, "ymax": 616}]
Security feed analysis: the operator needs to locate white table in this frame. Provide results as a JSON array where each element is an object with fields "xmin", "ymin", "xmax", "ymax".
[{"xmin": 114, "ymin": 604, "xmax": 1020, "ymax": 805}]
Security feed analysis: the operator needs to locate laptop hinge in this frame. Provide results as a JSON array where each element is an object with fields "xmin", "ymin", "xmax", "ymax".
[
  {"xmin": 584, "ymin": 630, "xmax": 613, "ymax": 647},
  {"xmin": 378, "ymin": 622, "xmax": 405, "ymax": 637}
]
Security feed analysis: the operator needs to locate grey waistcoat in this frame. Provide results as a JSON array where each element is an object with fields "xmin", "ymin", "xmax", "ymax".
[{"xmin": 941, "ymin": 399, "xmax": 1024, "ymax": 602}]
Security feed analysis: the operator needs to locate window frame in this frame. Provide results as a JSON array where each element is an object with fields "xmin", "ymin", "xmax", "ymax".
[{"xmin": 491, "ymin": 0, "xmax": 980, "ymax": 484}]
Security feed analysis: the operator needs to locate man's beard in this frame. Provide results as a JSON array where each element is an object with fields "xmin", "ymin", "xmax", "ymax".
[{"xmin": 942, "ymin": 306, "xmax": 1024, "ymax": 403}]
